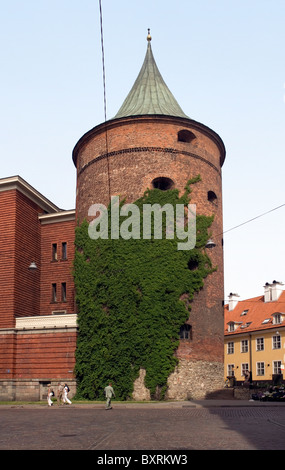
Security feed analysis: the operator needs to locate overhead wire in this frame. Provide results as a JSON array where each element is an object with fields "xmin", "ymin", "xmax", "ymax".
[{"xmin": 99, "ymin": 0, "xmax": 111, "ymax": 203}]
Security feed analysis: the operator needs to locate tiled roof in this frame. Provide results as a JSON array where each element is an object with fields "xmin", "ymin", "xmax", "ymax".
[
  {"xmin": 224, "ymin": 290, "xmax": 285, "ymax": 335},
  {"xmin": 114, "ymin": 33, "xmax": 189, "ymax": 120}
]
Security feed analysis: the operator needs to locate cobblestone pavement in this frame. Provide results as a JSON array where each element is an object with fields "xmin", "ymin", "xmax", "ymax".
[{"xmin": 0, "ymin": 403, "xmax": 285, "ymax": 451}]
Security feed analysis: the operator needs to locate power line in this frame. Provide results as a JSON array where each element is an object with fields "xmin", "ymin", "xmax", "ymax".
[
  {"xmin": 98, "ymin": 0, "xmax": 111, "ymax": 202},
  {"xmin": 222, "ymin": 203, "xmax": 285, "ymax": 236}
]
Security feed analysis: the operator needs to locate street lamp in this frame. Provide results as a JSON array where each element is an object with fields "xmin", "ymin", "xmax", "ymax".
[{"xmin": 28, "ymin": 261, "xmax": 37, "ymax": 271}]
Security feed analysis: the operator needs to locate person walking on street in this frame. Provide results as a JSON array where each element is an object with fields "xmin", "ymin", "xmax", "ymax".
[
  {"xmin": 47, "ymin": 384, "xmax": 54, "ymax": 406},
  {"xmin": 57, "ymin": 382, "xmax": 64, "ymax": 405},
  {"xmin": 63, "ymin": 383, "xmax": 72, "ymax": 405},
  {"xmin": 104, "ymin": 383, "xmax": 115, "ymax": 410}
]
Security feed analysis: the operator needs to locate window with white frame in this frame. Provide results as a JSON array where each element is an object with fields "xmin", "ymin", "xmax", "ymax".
[
  {"xmin": 227, "ymin": 364, "xmax": 235, "ymax": 376},
  {"xmin": 227, "ymin": 342, "xmax": 234, "ymax": 354},
  {"xmin": 241, "ymin": 363, "xmax": 249, "ymax": 376},
  {"xmin": 256, "ymin": 337, "xmax": 264, "ymax": 351},
  {"xmin": 272, "ymin": 335, "xmax": 281, "ymax": 349},
  {"xmin": 241, "ymin": 339, "xmax": 248, "ymax": 353},
  {"xmin": 256, "ymin": 362, "xmax": 265, "ymax": 376},
  {"xmin": 273, "ymin": 361, "xmax": 282, "ymax": 374},
  {"xmin": 273, "ymin": 313, "xmax": 282, "ymax": 325},
  {"xmin": 228, "ymin": 322, "xmax": 235, "ymax": 332}
]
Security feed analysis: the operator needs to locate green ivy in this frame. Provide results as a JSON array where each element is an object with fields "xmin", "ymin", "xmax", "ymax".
[{"xmin": 73, "ymin": 176, "xmax": 215, "ymax": 400}]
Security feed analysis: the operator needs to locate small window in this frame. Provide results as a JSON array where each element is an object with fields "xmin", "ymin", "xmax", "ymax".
[
  {"xmin": 241, "ymin": 363, "xmax": 249, "ymax": 376},
  {"xmin": 273, "ymin": 361, "xmax": 282, "ymax": 374},
  {"xmin": 207, "ymin": 191, "xmax": 217, "ymax": 203},
  {"xmin": 273, "ymin": 335, "xmax": 281, "ymax": 349},
  {"xmin": 241, "ymin": 309, "xmax": 248, "ymax": 316},
  {"xmin": 227, "ymin": 364, "xmax": 235, "ymax": 377},
  {"xmin": 61, "ymin": 282, "xmax": 67, "ymax": 302},
  {"xmin": 256, "ymin": 362, "xmax": 265, "ymax": 376},
  {"xmin": 52, "ymin": 283, "xmax": 57, "ymax": 302},
  {"xmin": 241, "ymin": 340, "xmax": 248, "ymax": 353},
  {"xmin": 152, "ymin": 177, "xmax": 174, "ymax": 191},
  {"xmin": 179, "ymin": 324, "xmax": 192, "ymax": 340},
  {"xmin": 256, "ymin": 337, "xmax": 264, "ymax": 351},
  {"xmin": 273, "ymin": 313, "xmax": 282, "ymax": 325},
  {"xmin": 227, "ymin": 342, "xmax": 234, "ymax": 354},
  {"xmin": 52, "ymin": 243, "xmax": 58, "ymax": 261},
  {"xmin": 262, "ymin": 318, "xmax": 271, "ymax": 324},
  {"xmin": 62, "ymin": 242, "xmax": 67, "ymax": 260},
  {"xmin": 178, "ymin": 129, "xmax": 196, "ymax": 143}
]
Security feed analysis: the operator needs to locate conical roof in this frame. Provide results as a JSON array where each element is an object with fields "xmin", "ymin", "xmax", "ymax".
[{"xmin": 114, "ymin": 31, "xmax": 189, "ymax": 119}]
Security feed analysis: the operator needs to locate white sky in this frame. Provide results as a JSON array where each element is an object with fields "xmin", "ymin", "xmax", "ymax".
[{"xmin": 1, "ymin": 0, "xmax": 285, "ymax": 301}]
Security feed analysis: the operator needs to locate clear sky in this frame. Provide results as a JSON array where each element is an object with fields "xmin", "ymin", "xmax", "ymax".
[{"xmin": 1, "ymin": 0, "xmax": 285, "ymax": 301}]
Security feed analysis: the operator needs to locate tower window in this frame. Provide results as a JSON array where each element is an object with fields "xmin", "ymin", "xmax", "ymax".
[
  {"xmin": 152, "ymin": 177, "xmax": 174, "ymax": 191},
  {"xmin": 179, "ymin": 324, "xmax": 192, "ymax": 340},
  {"xmin": 207, "ymin": 191, "xmax": 217, "ymax": 203},
  {"xmin": 178, "ymin": 129, "xmax": 196, "ymax": 143}
]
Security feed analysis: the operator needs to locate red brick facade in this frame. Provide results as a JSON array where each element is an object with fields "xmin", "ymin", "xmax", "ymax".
[
  {"xmin": 73, "ymin": 115, "xmax": 226, "ymax": 371},
  {"xmin": 0, "ymin": 177, "xmax": 76, "ymax": 397}
]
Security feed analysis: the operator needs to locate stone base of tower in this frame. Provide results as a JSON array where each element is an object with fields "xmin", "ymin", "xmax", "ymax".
[
  {"xmin": 132, "ymin": 360, "xmax": 224, "ymax": 401},
  {"xmin": 165, "ymin": 359, "xmax": 224, "ymax": 400}
]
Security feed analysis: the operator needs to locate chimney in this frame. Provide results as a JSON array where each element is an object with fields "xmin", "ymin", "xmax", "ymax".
[
  {"xmin": 228, "ymin": 292, "xmax": 240, "ymax": 311},
  {"xmin": 271, "ymin": 280, "xmax": 284, "ymax": 302},
  {"xmin": 263, "ymin": 282, "xmax": 272, "ymax": 303}
]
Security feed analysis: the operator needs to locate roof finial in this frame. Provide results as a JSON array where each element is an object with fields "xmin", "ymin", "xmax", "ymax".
[{"xmin": 147, "ymin": 28, "xmax": 152, "ymax": 42}]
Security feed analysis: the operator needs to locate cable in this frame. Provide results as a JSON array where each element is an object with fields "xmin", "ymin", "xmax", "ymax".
[
  {"xmin": 98, "ymin": 0, "xmax": 111, "ymax": 202},
  {"xmin": 222, "ymin": 203, "xmax": 285, "ymax": 236}
]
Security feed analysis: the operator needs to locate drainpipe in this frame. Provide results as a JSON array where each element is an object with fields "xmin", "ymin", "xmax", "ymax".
[{"xmin": 249, "ymin": 333, "xmax": 253, "ymax": 383}]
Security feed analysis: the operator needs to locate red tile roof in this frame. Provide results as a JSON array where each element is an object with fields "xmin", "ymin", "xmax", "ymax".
[{"xmin": 224, "ymin": 290, "xmax": 285, "ymax": 336}]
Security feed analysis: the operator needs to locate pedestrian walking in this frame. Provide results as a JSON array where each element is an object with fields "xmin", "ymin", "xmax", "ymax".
[
  {"xmin": 104, "ymin": 382, "xmax": 115, "ymax": 410},
  {"xmin": 47, "ymin": 384, "xmax": 54, "ymax": 406},
  {"xmin": 63, "ymin": 383, "xmax": 72, "ymax": 405},
  {"xmin": 57, "ymin": 382, "xmax": 64, "ymax": 405}
]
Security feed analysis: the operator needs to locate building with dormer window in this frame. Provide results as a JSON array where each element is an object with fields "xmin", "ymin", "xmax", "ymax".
[{"xmin": 224, "ymin": 281, "xmax": 285, "ymax": 385}]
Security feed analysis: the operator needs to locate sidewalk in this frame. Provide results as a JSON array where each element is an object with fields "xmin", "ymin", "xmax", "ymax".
[{"xmin": 2, "ymin": 399, "xmax": 285, "ymax": 409}]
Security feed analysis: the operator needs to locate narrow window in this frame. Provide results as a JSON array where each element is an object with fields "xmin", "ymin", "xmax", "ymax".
[
  {"xmin": 52, "ymin": 283, "xmax": 57, "ymax": 302},
  {"xmin": 61, "ymin": 282, "xmax": 67, "ymax": 302},
  {"xmin": 62, "ymin": 242, "xmax": 67, "ymax": 260},
  {"xmin": 52, "ymin": 243, "xmax": 57, "ymax": 261},
  {"xmin": 178, "ymin": 129, "xmax": 196, "ymax": 143}
]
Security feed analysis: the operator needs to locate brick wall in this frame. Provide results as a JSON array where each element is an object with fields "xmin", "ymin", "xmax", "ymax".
[
  {"xmin": 74, "ymin": 114, "xmax": 225, "ymax": 370},
  {"xmin": 40, "ymin": 217, "xmax": 75, "ymax": 316}
]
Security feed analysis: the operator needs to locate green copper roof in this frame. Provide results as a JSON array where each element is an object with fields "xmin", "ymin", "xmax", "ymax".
[{"xmin": 114, "ymin": 31, "xmax": 189, "ymax": 119}]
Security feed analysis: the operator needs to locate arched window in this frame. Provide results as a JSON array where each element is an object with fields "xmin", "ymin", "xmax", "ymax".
[
  {"xmin": 152, "ymin": 177, "xmax": 174, "ymax": 191},
  {"xmin": 178, "ymin": 129, "xmax": 196, "ymax": 143}
]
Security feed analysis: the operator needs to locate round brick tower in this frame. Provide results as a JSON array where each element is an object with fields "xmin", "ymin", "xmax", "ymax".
[{"xmin": 72, "ymin": 32, "xmax": 226, "ymax": 399}]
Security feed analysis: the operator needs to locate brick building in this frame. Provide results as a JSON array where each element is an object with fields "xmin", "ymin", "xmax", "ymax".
[{"xmin": 0, "ymin": 33, "xmax": 226, "ymax": 400}]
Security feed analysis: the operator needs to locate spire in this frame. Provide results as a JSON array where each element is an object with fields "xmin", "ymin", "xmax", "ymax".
[{"xmin": 114, "ymin": 30, "xmax": 189, "ymax": 119}]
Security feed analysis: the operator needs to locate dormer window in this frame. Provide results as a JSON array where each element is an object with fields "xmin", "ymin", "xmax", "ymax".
[
  {"xmin": 272, "ymin": 313, "xmax": 283, "ymax": 325},
  {"xmin": 241, "ymin": 309, "xmax": 249, "ymax": 316}
]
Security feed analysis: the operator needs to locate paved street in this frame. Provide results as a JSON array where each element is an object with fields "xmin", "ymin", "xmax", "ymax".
[{"xmin": 0, "ymin": 401, "xmax": 285, "ymax": 452}]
